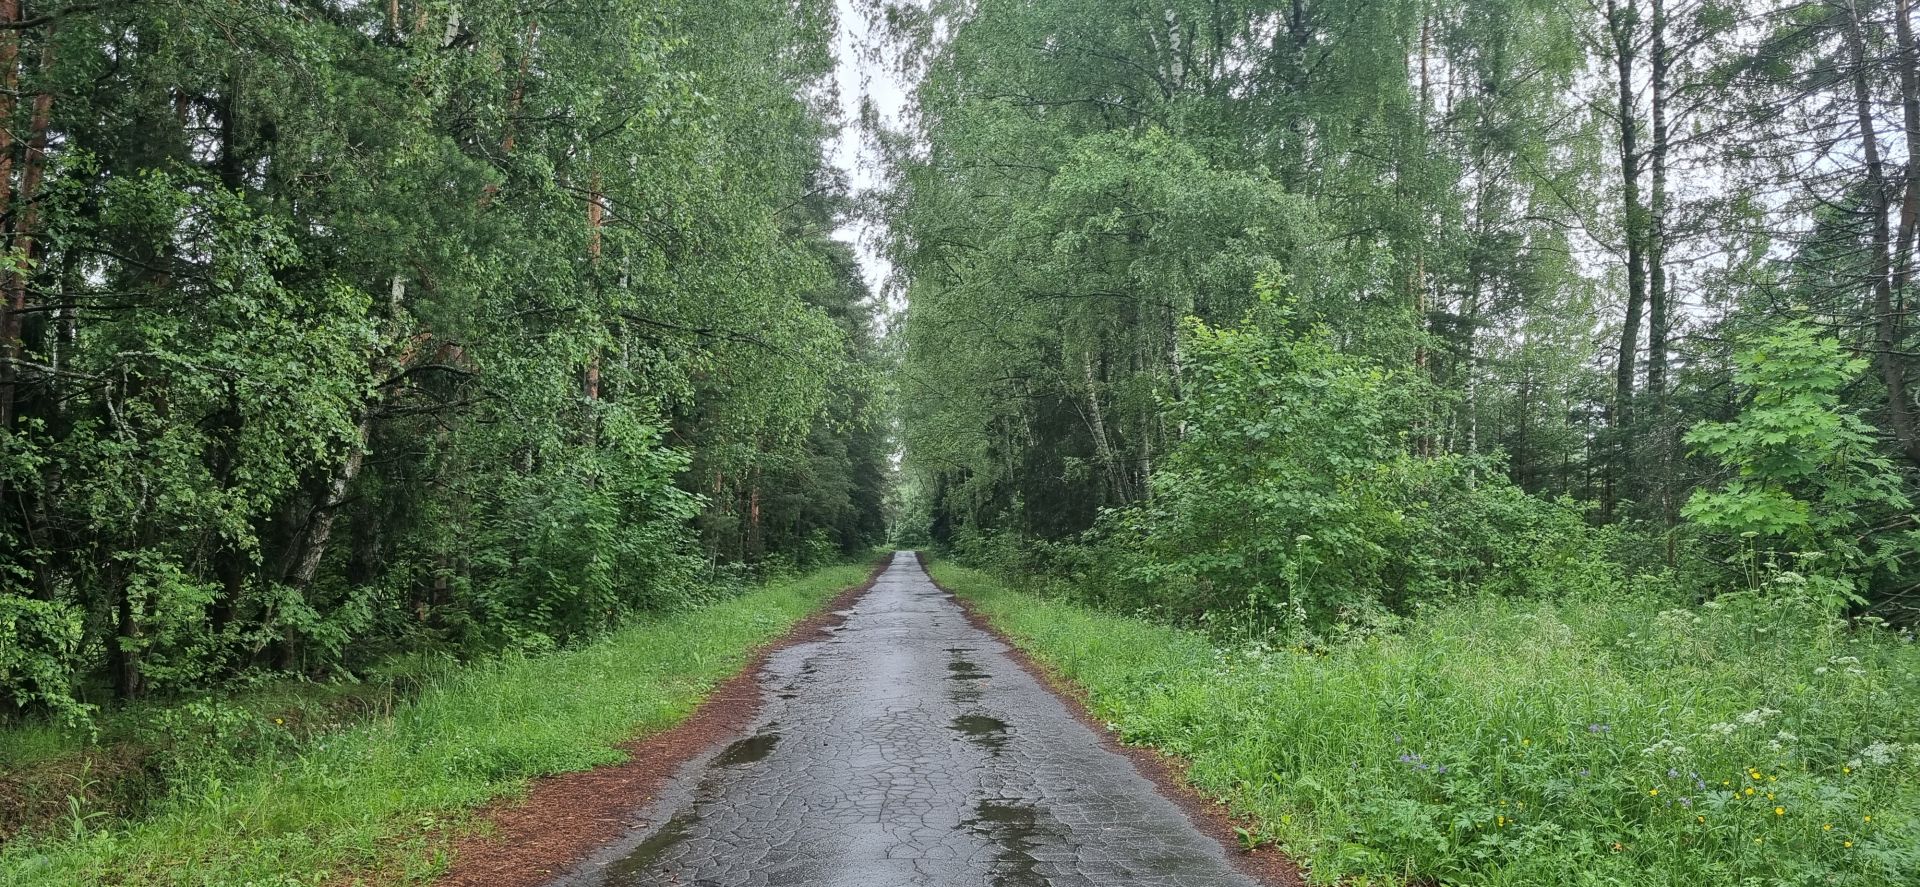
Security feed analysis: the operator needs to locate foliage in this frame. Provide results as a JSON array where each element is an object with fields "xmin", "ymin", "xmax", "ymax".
[
  {"xmin": 1084, "ymin": 310, "xmax": 1613, "ymax": 632},
  {"xmin": 0, "ymin": 0, "xmax": 888, "ymax": 717},
  {"xmin": 940, "ymin": 560, "xmax": 1920, "ymax": 887},
  {"xmin": 1683, "ymin": 322, "xmax": 1918, "ymax": 602}
]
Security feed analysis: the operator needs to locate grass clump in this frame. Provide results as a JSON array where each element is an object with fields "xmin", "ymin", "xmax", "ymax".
[
  {"xmin": 0, "ymin": 561, "xmax": 872, "ymax": 886},
  {"xmin": 934, "ymin": 560, "xmax": 1920, "ymax": 886}
]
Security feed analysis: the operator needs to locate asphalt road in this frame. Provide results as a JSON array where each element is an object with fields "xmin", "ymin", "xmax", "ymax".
[{"xmin": 550, "ymin": 551, "xmax": 1260, "ymax": 887}]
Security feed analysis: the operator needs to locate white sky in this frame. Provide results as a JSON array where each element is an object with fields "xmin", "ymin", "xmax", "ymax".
[{"xmin": 826, "ymin": 0, "xmax": 916, "ymax": 314}]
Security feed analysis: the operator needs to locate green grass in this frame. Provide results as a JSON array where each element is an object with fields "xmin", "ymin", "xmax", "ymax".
[
  {"xmin": 0, "ymin": 560, "xmax": 874, "ymax": 886},
  {"xmin": 932, "ymin": 559, "xmax": 1920, "ymax": 887}
]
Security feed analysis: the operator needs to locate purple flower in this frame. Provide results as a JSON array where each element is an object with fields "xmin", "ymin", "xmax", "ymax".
[
  {"xmin": 1680, "ymin": 797, "xmax": 1693, "ymax": 808},
  {"xmin": 1435, "ymin": 765, "xmax": 1449, "ymax": 775}
]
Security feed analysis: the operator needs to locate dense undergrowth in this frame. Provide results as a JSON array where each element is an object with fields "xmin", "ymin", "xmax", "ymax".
[
  {"xmin": 937, "ymin": 560, "xmax": 1920, "ymax": 886},
  {"xmin": 0, "ymin": 560, "xmax": 874, "ymax": 887}
]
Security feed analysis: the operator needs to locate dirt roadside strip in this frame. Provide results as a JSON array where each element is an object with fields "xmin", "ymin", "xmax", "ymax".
[
  {"xmin": 429, "ymin": 559, "xmax": 887, "ymax": 887},
  {"xmin": 917, "ymin": 551, "xmax": 1308, "ymax": 887}
]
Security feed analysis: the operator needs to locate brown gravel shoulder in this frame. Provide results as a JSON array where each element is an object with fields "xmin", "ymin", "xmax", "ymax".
[
  {"xmin": 915, "ymin": 551, "xmax": 1307, "ymax": 887},
  {"xmin": 429, "ymin": 559, "xmax": 886, "ymax": 887}
]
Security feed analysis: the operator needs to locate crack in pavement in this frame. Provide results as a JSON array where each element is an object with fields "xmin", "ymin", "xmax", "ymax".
[{"xmin": 549, "ymin": 552, "xmax": 1261, "ymax": 887}]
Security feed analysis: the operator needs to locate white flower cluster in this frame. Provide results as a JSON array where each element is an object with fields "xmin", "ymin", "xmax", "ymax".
[
  {"xmin": 1827, "ymin": 655, "xmax": 1866, "ymax": 677},
  {"xmin": 1642, "ymin": 738, "xmax": 1691, "ymax": 759},
  {"xmin": 1846, "ymin": 741, "xmax": 1910, "ymax": 770},
  {"xmin": 1737, "ymin": 707, "xmax": 1781, "ymax": 727}
]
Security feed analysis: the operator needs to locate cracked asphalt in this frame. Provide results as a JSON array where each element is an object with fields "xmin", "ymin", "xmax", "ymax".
[{"xmin": 550, "ymin": 552, "xmax": 1261, "ymax": 887}]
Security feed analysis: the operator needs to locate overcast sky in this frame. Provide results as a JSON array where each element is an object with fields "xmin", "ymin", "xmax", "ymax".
[{"xmin": 826, "ymin": 0, "xmax": 915, "ymax": 313}]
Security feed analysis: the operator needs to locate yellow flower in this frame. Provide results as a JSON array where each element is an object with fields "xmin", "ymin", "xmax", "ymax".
[
  {"xmin": 1767, "ymin": 792, "xmax": 1775, "ymax": 801},
  {"xmin": 1843, "ymin": 766, "xmax": 1852, "ymax": 774},
  {"xmin": 274, "ymin": 717, "xmax": 284, "ymax": 725},
  {"xmin": 1774, "ymin": 807, "xmax": 1785, "ymax": 816},
  {"xmin": 1697, "ymin": 815, "xmax": 1706, "ymax": 824},
  {"xmin": 1824, "ymin": 823, "xmax": 1833, "ymax": 831},
  {"xmin": 1521, "ymin": 738, "xmax": 1531, "ymax": 746},
  {"xmin": 1722, "ymin": 780, "xmax": 1731, "ymax": 786},
  {"xmin": 1844, "ymin": 840, "xmax": 1854, "ymax": 849},
  {"xmin": 1754, "ymin": 837, "xmax": 1764, "ymax": 844},
  {"xmin": 1768, "ymin": 776, "xmax": 1776, "ymax": 783},
  {"xmin": 1864, "ymin": 815, "xmax": 1872, "ymax": 823},
  {"xmin": 1649, "ymin": 788, "xmax": 1659, "ymax": 797},
  {"xmin": 1496, "ymin": 816, "xmax": 1506, "ymax": 827},
  {"xmin": 1744, "ymin": 788, "xmax": 1755, "ymax": 796}
]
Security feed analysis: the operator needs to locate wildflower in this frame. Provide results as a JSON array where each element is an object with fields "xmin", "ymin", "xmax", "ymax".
[
  {"xmin": 1775, "ymin": 807, "xmax": 1785, "ymax": 816},
  {"xmin": 1496, "ymin": 815, "xmax": 1506, "ymax": 827},
  {"xmin": 1696, "ymin": 815, "xmax": 1706, "ymax": 824},
  {"xmin": 1679, "ymin": 797, "xmax": 1692, "ymax": 808},
  {"xmin": 1744, "ymin": 788, "xmax": 1755, "ymax": 796},
  {"xmin": 1843, "ymin": 766, "xmax": 1853, "ymax": 774},
  {"xmin": 274, "ymin": 717, "xmax": 285, "ymax": 725},
  {"xmin": 1649, "ymin": 789, "xmax": 1659, "ymax": 797},
  {"xmin": 1521, "ymin": 738, "xmax": 1531, "ymax": 746},
  {"xmin": 1667, "ymin": 769, "xmax": 1679, "ymax": 779},
  {"xmin": 1824, "ymin": 824, "xmax": 1833, "ymax": 831},
  {"xmin": 1864, "ymin": 815, "xmax": 1872, "ymax": 823},
  {"xmin": 1755, "ymin": 837, "xmax": 1764, "ymax": 844},
  {"xmin": 1844, "ymin": 841, "xmax": 1854, "ymax": 848},
  {"xmin": 1860, "ymin": 743, "xmax": 1900, "ymax": 766}
]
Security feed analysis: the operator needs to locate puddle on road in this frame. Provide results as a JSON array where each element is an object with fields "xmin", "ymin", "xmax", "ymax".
[
  {"xmin": 948, "ymin": 659, "xmax": 990, "ymax": 680},
  {"xmin": 602, "ymin": 727, "xmax": 781, "ymax": 881},
  {"xmin": 963, "ymin": 799, "xmax": 1059, "ymax": 887},
  {"xmin": 951, "ymin": 714, "xmax": 1010, "ymax": 753},
  {"xmin": 712, "ymin": 730, "xmax": 781, "ymax": 766},
  {"xmin": 602, "ymin": 809, "xmax": 699, "ymax": 883}
]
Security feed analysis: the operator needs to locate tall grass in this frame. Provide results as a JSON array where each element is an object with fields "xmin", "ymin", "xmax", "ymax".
[
  {"xmin": 936, "ymin": 561, "xmax": 1920, "ymax": 886},
  {"xmin": 0, "ymin": 562, "xmax": 872, "ymax": 886}
]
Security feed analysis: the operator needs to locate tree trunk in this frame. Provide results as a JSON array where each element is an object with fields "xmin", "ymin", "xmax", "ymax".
[
  {"xmin": 0, "ymin": 0, "xmax": 27, "ymax": 435},
  {"xmin": 1646, "ymin": 0, "xmax": 1675, "ymax": 527},
  {"xmin": 1846, "ymin": 0, "xmax": 1920, "ymax": 465},
  {"xmin": 1605, "ymin": 0, "xmax": 1647, "ymax": 516}
]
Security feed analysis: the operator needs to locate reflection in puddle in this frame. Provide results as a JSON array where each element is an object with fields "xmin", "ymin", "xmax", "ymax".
[
  {"xmin": 951, "ymin": 714, "xmax": 1010, "ymax": 753},
  {"xmin": 603, "ymin": 809, "xmax": 698, "ymax": 883},
  {"xmin": 948, "ymin": 659, "xmax": 989, "ymax": 680},
  {"xmin": 963, "ymin": 799, "xmax": 1058, "ymax": 887},
  {"xmin": 713, "ymin": 730, "xmax": 781, "ymax": 766}
]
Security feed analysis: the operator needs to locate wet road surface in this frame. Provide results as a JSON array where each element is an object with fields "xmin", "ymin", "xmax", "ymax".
[{"xmin": 550, "ymin": 552, "xmax": 1261, "ymax": 887}]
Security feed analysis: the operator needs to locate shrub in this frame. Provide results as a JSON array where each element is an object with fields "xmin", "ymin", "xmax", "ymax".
[{"xmin": 1088, "ymin": 313, "xmax": 1610, "ymax": 634}]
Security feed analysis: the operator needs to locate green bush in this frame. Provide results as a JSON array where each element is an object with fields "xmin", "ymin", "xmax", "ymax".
[{"xmin": 1084, "ymin": 312, "xmax": 1616, "ymax": 634}]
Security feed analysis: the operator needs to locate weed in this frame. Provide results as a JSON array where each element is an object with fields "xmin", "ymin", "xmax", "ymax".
[{"xmin": 936, "ymin": 561, "xmax": 1920, "ymax": 886}]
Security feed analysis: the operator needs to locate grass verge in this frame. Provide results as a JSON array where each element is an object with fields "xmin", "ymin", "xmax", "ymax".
[
  {"xmin": 0, "ymin": 560, "xmax": 876, "ymax": 886},
  {"xmin": 931, "ymin": 558, "xmax": 1920, "ymax": 887}
]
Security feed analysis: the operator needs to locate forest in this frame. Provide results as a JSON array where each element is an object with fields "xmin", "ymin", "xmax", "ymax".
[
  {"xmin": 0, "ymin": 0, "xmax": 889, "ymax": 719},
  {"xmin": 2, "ymin": 0, "xmax": 1919, "ymax": 885}
]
